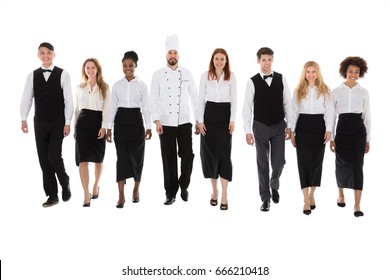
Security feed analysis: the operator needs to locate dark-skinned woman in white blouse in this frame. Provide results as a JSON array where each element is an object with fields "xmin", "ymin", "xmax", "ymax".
[
  {"xmin": 330, "ymin": 56, "xmax": 371, "ymax": 218},
  {"xmin": 106, "ymin": 51, "xmax": 152, "ymax": 208}
]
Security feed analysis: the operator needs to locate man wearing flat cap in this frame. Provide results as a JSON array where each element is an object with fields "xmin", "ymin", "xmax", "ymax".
[{"xmin": 150, "ymin": 34, "xmax": 199, "ymax": 205}]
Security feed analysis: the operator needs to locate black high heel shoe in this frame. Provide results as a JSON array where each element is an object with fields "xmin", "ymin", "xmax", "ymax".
[
  {"xmin": 220, "ymin": 201, "xmax": 228, "ymax": 210},
  {"xmin": 92, "ymin": 187, "xmax": 99, "ymax": 199},
  {"xmin": 210, "ymin": 198, "xmax": 218, "ymax": 206},
  {"xmin": 83, "ymin": 194, "xmax": 91, "ymax": 207},
  {"xmin": 116, "ymin": 200, "xmax": 125, "ymax": 208}
]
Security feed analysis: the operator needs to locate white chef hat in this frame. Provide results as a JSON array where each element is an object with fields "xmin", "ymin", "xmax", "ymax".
[{"xmin": 165, "ymin": 34, "xmax": 180, "ymax": 53}]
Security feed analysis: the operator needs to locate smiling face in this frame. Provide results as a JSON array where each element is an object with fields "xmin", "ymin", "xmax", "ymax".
[
  {"xmin": 166, "ymin": 49, "xmax": 179, "ymax": 67},
  {"xmin": 257, "ymin": 54, "xmax": 273, "ymax": 74},
  {"xmin": 346, "ymin": 65, "xmax": 360, "ymax": 85},
  {"xmin": 305, "ymin": 66, "xmax": 318, "ymax": 86},
  {"xmin": 37, "ymin": 46, "xmax": 55, "ymax": 68},
  {"xmin": 213, "ymin": 52, "xmax": 226, "ymax": 71},
  {"xmin": 84, "ymin": 61, "xmax": 98, "ymax": 81},
  {"xmin": 122, "ymin": 58, "xmax": 136, "ymax": 80}
]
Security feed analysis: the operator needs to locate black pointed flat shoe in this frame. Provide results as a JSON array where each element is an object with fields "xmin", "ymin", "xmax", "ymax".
[{"xmin": 354, "ymin": 211, "xmax": 364, "ymax": 217}]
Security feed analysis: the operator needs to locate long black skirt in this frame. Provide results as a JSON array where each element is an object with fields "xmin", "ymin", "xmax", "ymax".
[
  {"xmin": 335, "ymin": 113, "xmax": 366, "ymax": 190},
  {"xmin": 295, "ymin": 114, "xmax": 326, "ymax": 189},
  {"xmin": 75, "ymin": 109, "xmax": 105, "ymax": 166},
  {"xmin": 200, "ymin": 101, "xmax": 232, "ymax": 181},
  {"xmin": 114, "ymin": 107, "xmax": 145, "ymax": 183}
]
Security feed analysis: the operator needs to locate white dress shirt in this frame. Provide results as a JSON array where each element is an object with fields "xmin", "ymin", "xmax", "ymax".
[
  {"xmin": 291, "ymin": 86, "xmax": 334, "ymax": 132},
  {"xmin": 20, "ymin": 65, "xmax": 74, "ymax": 125},
  {"xmin": 149, "ymin": 66, "xmax": 198, "ymax": 127},
  {"xmin": 242, "ymin": 72, "xmax": 292, "ymax": 134},
  {"xmin": 197, "ymin": 71, "xmax": 237, "ymax": 122},
  {"xmin": 107, "ymin": 76, "xmax": 151, "ymax": 130},
  {"xmin": 331, "ymin": 82, "xmax": 371, "ymax": 141},
  {"xmin": 74, "ymin": 82, "xmax": 111, "ymax": 129}
]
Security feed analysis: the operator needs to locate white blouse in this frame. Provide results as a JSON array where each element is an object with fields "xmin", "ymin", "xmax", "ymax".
[
  {"xmin": 291, "ymin": 86, "xmax": 334, "ymax": 132},
  {"xmin": 197, "ymin": 71, "xmax": 237, "ymax": 122},
  {"xmin": 331, "ymin": 82, "xmax": 371, "ymax": 141},
  {"xmin": 108, "ymin": 76, "xmax": 151, "ymax": 130},
  {"xmin": 74, "ymin": 82, "xmax": 110, "ymax": 129}
]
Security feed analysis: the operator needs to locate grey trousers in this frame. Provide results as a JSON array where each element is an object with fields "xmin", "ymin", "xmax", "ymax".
[{"xmin": 253, "ymin": 120, "xmax": 286, "ymax": 202}]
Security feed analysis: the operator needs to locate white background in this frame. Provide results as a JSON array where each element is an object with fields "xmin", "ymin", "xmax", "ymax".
[{"xmin": 1, "ymin": 0, "xmax": 389, "ymax": 279}]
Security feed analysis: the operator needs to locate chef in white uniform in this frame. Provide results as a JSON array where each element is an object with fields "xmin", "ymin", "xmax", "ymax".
[{"xmin": 150, "ymin": 34, "xmax": 199, "ymax": 205}]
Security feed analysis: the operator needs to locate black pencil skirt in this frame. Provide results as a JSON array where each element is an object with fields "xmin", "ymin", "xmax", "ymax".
[
  {"xmin": 295, "ymin": 114, "xmax": 326, "ymax": 189},
  {"xmin": 75, "ymin": 109, "xmax": 105, "ymax": 166},
  {"xmin": 335, "ymin": 113, "xmax": 366, "ymax": 190},
  {"xmin": 114, "ymin": 107, "xmax": 145, "ymax": 183},
  {"xmin": 200, "ymin": 101, "xmax": 232, "ymax": 181}
]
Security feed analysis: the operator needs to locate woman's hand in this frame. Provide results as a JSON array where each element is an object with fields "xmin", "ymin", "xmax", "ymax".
[
  {"xmin": 198, "ymin": 122, "xmax": 206, "ymax": 136},
  {"xmin": 106, "ymin": 129, "xmax": 113, "ymax": 143},
  {"xmin": 145, "ymin": 129, "xmax": 152, "ymax": 140}
]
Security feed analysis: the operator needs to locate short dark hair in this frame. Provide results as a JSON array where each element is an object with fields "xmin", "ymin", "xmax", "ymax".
[
  {"xmin": 38, "ymin": 42, "xmax": 54, "ymax": 51},
  {"xmin": 339, "ymin": 56, "xmax": 368, "ymax": 78},
  {"xmin": 257, "ymin": 47, "xmax": 273, "ymax": 59},
  {"xmin": 122, "ymin": 51, "xmax": 139, "ymax": 66}
]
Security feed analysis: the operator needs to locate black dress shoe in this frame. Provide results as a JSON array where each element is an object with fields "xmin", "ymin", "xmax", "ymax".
[
  {"xmin": 310, "ymin": 204, "xmax": 316, "ymax": 210},
  {"xmin": 180, "ymin": 190, "xmax": 189, "ymax": 201},
  {"xmin": 303, "ymin": 209, "xmax": 312, "ymax": 215},
  {"xmin": 62, "ymin": 185, "xmax": 71, "ymax": 202},
  {"xmin": 354, "ymin": 211, "xmax": 364, "ymax": 217},
  {"xmin": 271, "ymin": 188, "xmax": 279, "ymax": 204},
  {"xmin": 164, "ymin": 197, "xmax": 176, "ymax": 205},
  {"xmin": 260, "ymin": 201, "xmax": 270, "ymax": 212},
  {"xmin": 42, "ymin": 196, "xmax": 59, "ymax": 208},
  {"xmin": 132, "ymin": 197, "xmax": 140, "ymax": 203}
]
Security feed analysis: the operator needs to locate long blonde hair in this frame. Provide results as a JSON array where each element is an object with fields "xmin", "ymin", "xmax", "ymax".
[
  {"xmin": 295, "ymin": 61, "xmax": 329, "ymax": 103},
  {"xmin": 80, "ymin": 58, "xmax": 109, "ymax": 100}
]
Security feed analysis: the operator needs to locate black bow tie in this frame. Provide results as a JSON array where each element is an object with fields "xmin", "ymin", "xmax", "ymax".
[
  {"xmin": 263, "ymin": 74, "xmax": 273, "ymax": 80},
  {"xmin": 42, "ymin": 69, "xmax": 52, "ymax": 73}
]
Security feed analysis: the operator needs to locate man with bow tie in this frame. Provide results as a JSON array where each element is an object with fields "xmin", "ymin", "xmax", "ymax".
[
  {"xmin": 242, "ymin": 47, "xmax": 292, "ymax": 212},
  {"xmin": 20, "ymin": 42, "xmax": 73, "ymax": 207}
]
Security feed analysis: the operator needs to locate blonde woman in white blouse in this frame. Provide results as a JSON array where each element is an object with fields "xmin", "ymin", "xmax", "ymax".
[
  {"xmin": 198, "ymin": 48, "xmax": 237, "ymax": 210},
  {"xmin": 74, "ymin": 58, "xmax": 110, "ymax": 207},
  {"xmin": 290, "ymin": 61, "xmax": 333, "ymax": 215},
  {"xmin": 330, "ymin": 56, "xmax": 371, "ymax": 218}
]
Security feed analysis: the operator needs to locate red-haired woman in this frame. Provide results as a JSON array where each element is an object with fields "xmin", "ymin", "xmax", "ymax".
[{"xmin": 197, "ymin": 48, "xmax": 237, "ymax": 210}]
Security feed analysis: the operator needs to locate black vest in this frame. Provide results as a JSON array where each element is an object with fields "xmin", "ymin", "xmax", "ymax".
[
  {"xmin": 33, "ymin": 66, "xmax": 64, "ymax": 121},
  {"xmin": 251, "ymin": 72, "xmax": 284, "ymax": 125}
]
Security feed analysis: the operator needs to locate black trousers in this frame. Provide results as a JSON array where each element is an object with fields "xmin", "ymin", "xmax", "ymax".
[
  {"xmin": 159, "ymin": 123, "xmax": 194, "ymax": 198},
  {"xmin": 34, "ymin": 117, "xmax": 69, "ymax": 197}
]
